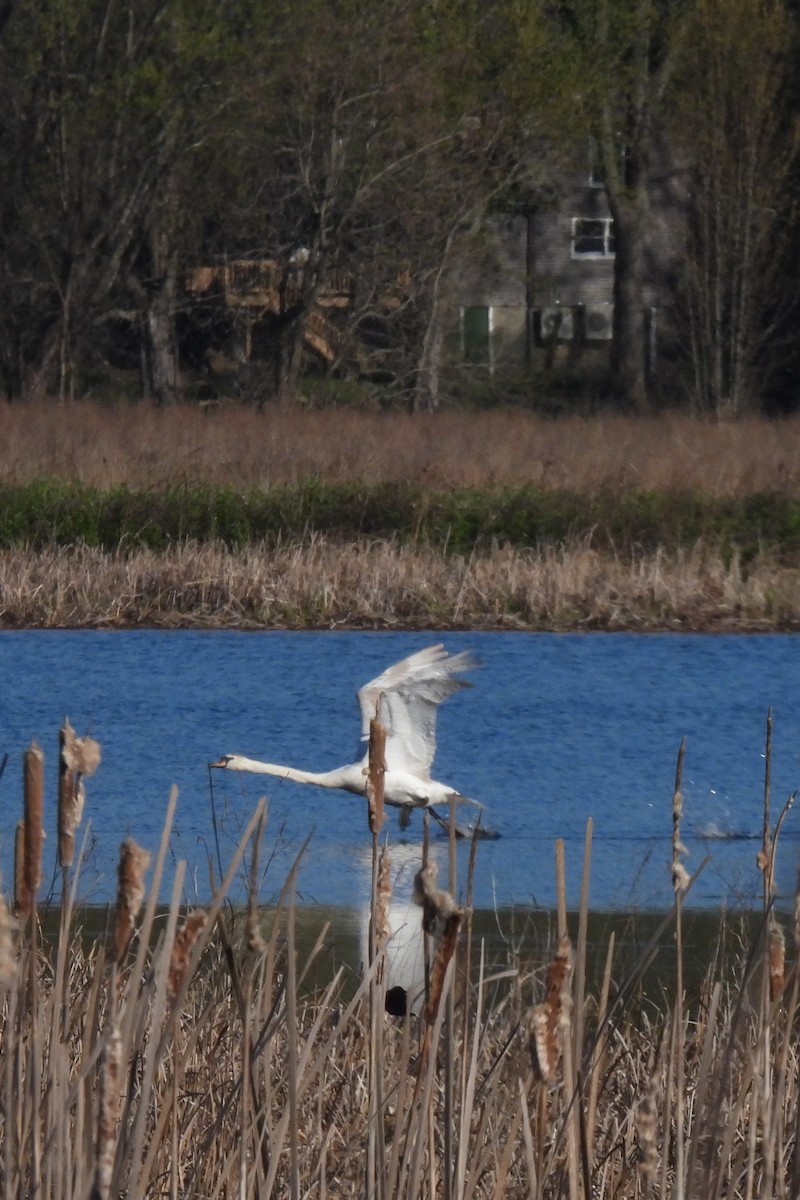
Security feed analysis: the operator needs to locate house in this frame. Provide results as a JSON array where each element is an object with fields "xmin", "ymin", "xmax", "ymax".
[{"xmin": 450, "ymin": 147, "xmax": 683, "ymax": 381}]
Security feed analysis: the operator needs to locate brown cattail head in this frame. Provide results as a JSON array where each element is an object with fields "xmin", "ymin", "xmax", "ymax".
[
  {"xmin": 114, "ymin": 839, "xmax": 150, "ymax": 966},
  {"xmin": 245, "ymin": 901, "xmax": 267, "ymax": 955},
  {"xmin": 768, "ymin": 920, "xmax": 786, "ymax": 1001},
  {"xmin": 22, "ymin": 741, "xmax": 45, "ymax": 914},
  {"xmin": 168, "ymin": 910, "xmax": 208, "ymax": 1000},
  {"xmin": 528, "ymin": 933, "xmax": 574, "ymax": 1087},
  {"xmin": 413, "ymin": 859, "xmax": 461, "ymax": 934},
  {"xmin": 424, "ymin": 910, "xmax": 462, "ymax": 1026},
  {"xmin": 366, "ymin": 714, "xmax": 386, "ymax": 834},
  {"xmin": 58, "ymin": 719, "xmax": 100, "ymax": 869}
]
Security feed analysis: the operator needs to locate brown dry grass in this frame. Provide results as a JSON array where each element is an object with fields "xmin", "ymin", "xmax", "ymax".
[
  {"xmin": 4, "ymin": 400, "xmax": 800, "ymax": 494},
  {"xmin": 1, "ymin": 536, "xmax": 799, "ymax": 630}
]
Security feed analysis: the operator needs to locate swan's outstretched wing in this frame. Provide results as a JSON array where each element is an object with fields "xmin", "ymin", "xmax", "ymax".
[{"xmin": 357, "ymin": 645, "xmax": 478, "ymax": 778}]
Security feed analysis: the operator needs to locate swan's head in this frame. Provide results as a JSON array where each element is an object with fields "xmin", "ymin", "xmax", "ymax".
[{"xmin": 210, "ymin": 755, "xmax": 235, "ymax": 769}]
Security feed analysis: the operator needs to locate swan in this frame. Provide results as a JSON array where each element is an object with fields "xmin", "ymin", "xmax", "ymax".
[{"xmin": 211, "ymin": 644, "xmax": 492, "ymax": 836}]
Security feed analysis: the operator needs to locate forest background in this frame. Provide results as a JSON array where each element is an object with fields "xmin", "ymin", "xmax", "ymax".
[{"xmin": 2, "ymin": 0, "xmax": 799, "ymax": 415}]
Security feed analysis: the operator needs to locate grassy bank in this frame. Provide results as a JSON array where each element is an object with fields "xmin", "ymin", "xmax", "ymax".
[{"xmin": 3, "ymin": 728, "xmax": 799, "ymax": 1199}]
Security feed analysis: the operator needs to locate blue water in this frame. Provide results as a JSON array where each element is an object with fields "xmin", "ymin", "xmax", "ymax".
[{"xmin": 1, "ymin": 630, "xmax": 799, "ymax": 912}]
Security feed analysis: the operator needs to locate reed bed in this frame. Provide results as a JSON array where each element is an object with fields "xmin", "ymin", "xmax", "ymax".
[
  {"xmin": 3, "ymin": 720, "xmax": 800, "ymax": 1199},
  {"xmin": 5, "ymin": 401, "xmax": 800, "ymax": 495},
  {"xmin": 1, "ymin": 536, "xmax": 799, "ymax": 630}
]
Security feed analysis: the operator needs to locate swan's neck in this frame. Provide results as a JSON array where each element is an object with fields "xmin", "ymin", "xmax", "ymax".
[{"xmin": 223, "ymin": 757, "xmax": 364, "ymax": 793}]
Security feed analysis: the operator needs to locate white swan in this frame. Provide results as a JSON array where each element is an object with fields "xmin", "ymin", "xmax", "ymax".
[{"xmin": 211, "ymin": 644, "xmax": 491, "ymax": 835}]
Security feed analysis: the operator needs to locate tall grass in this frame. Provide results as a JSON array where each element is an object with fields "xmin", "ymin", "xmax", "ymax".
[{"xmin": 2, "ymin": 722, "xmax": 800, "ymax": 1198}]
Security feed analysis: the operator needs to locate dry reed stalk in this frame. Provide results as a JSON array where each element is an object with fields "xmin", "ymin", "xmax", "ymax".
[
  {"xmin": 528, "ymin": 933, "xmax": 574, "ymax": 1087},
  {"xmin": 113, "ymin": 839, "xmax": 151, "ymax": 966},
  {"xmin": 375, "ymin": 846, "xmax": 392, "ymax": 954},
  {"xmin": 245, "ymin": 805, "xmax": 268, "ymax": 954},
  {"xmin": 366, "ymin": 714, "xmax": 386, "ymax": 834},
  {"xmin": 636, "ymin": 1032, "xmax": 664, "ymax": 1198},
  {"xmin": 58, "ymin": 718, "xmax": 101, "ymax": 869},
  {"xmin": 758, "ymin": 709, "xmax": 774, "ymax": 908},
  {"xmin": 0, "ymin": 888, "xmax": 18, "ymax": 988},
  {"xmin": 16, "ymin": 742, "xmax": 46, "ymax": 919},
  {"xmin": 92, "ymin": 1019, "xmax": 122, "ymax": 1200}
]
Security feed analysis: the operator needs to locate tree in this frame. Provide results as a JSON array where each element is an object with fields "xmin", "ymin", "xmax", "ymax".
[
  {"xmin": 0, "ymin": 0, "xmax": 240, "ymax": 401},
  {"xmin": 666, "ymin": 0, "xmax": 800, "ymax": 414}
]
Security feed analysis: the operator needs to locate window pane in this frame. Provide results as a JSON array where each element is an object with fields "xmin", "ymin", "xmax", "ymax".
[{"xmin": 573, "ymin": 218, "xmax": 615, "ymax": 257}]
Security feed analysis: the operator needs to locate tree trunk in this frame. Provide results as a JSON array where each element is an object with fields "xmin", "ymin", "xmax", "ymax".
[
  {"xmin": 274, "ymin": 315, "xmax": 306, "ymax": 407},
  {"xmin": 608, "ymin": 191, "xmax": 650, "ymax": 413},
  {"xmin": 144, "ymin": 222, "xmax": 180, "ymax": 406}
]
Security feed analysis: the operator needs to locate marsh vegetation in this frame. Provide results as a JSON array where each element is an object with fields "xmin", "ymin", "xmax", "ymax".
[{"xmin": 2, "ymin": 405, "xmax": 800, "ymax": 629}]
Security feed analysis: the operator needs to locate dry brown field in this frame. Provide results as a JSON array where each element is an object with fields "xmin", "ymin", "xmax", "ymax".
[{"xmin": 3, "ymin": 400, "xmax": 800, "ymax": 494}]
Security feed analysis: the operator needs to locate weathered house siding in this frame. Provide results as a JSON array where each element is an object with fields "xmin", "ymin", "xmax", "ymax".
[{"xmin": 450, "ymin": 145, "xmax": 684, "ymax": 373}]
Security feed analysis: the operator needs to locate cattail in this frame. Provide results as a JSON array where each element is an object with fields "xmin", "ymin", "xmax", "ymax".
[
  {"xmin": 413, "ymin": 859, "xmax": 461, "ymax": 934},
  {"xmin": 0, "ymin": 889, "xmax": 18, "ymax": 988},
  {"xmin": 424, "ymin": 910, "xmax": 462, "ymax": 1026},
  {"xmin": 768, "ymin": 920, "xmax": 786, "ymax": 1001},
  {"xmin": 113, "ymin": 839, "xmax": 150, "ymax": 966},
  {"xmin": 366, "ymin": 714, "xmax": 386, "ymax": 834},
  {"xmin": 374, "ymin": 845, "xmax": 392, "ymax": 954},
  {"xmin": 20, "ymin": 741, "xmax": 45, "ymax": 916},
  {"xmin": 671, "ymin": 739, "xmax": 689, "ymax": 895},
  {"xmin": 528, "ymin": 934, "xmax": 574, "ymax": 1087},
  {"xmin": 168, "ymin": 910, "xmax": 208, "ymax": 1000},
  {"xmin": 93, "ymin": 1019, "xmax": 123, "ymax": 1200},
  {"xmin": 58, "ymin": 718, "xmax": 100, "ymax": 869}
]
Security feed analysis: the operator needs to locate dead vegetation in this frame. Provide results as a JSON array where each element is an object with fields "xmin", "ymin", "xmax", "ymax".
[
  {"xmin": 0, "ymin": 536, "xmax": 798, "ymax": 630},
  {"xmin": 3, "ymin": 719, "xmax": 800, "ymax": 1198},
  {"xmin": 5, "ymin": 401, "xmax": 800, "ymax": 495}
]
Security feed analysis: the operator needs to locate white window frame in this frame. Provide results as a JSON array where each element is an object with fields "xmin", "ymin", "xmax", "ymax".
[{"xmin": 571, "ymin": 217, "xmax": 616, "ymax": 259}]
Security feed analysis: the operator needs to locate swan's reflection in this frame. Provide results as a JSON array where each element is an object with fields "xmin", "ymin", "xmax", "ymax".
[{"xmin": 356, "ymin": 840, "xmax": 436, "ymax": 1016}]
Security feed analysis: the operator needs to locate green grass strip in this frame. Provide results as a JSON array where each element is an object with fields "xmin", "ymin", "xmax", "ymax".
[{"xmin": 1, "ymin": 479, "xmax": 800, "ymax": 558}]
